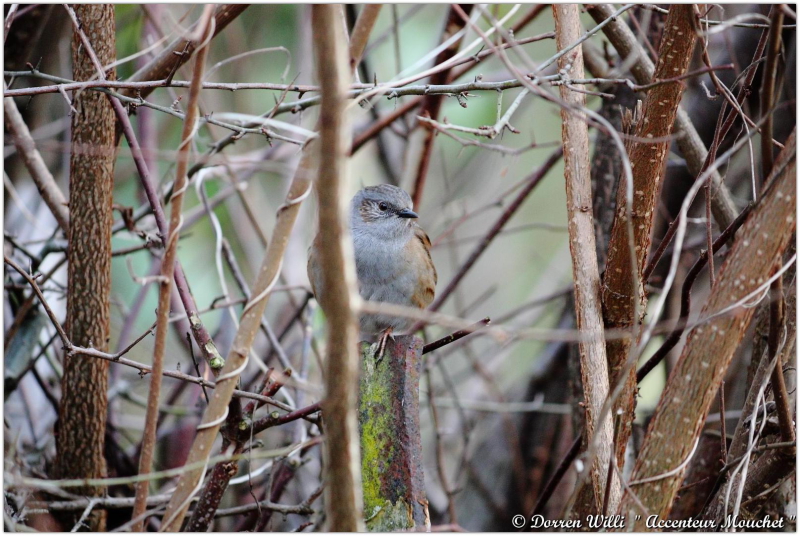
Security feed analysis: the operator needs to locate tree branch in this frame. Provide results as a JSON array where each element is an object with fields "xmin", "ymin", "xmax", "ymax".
[
  {"xmin": 600, "ymin": 4, "xmax": 699, "ymax": 470},
  {"xmin": 586, "ymin": 3, "xmax": 739, "ymax": 229},
  {"xmin": 619, "ymin": 130, "xmax": 796, "ymax": 527},
  {"xmin": 131, "ymin": 6, "xmax": 215, "ymax": 529},
  {"xmin": 3, "ymin": 88, "xmax": 69, "ymax": 234},
  {"xmin": 552, "ymin": 4, "xmax": 619, "ymax": 519},
  {"xmin": 312, "ymin": 4, "xmax": 364, "ymax": 530}
]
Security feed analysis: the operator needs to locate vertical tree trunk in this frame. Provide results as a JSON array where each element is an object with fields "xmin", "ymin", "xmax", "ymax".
[
  {"xmin": 54, "ymin": 4, "xmax": 116, "ymax": 532},
  {"xmin": 311, "ymin": 4, "xmax": 364, "ymax": 531},
  {"xmin": 552, "ymin": 4, "xmax": 620, "ymax": 519},
  {"xmin": 600, "ymin": 4, "xmax": 698, "ymax": 469}
]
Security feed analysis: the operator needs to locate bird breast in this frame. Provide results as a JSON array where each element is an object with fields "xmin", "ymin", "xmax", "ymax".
[{"xmin": 352, "ymin": 231, "xmax": 417, "ymax": 304}]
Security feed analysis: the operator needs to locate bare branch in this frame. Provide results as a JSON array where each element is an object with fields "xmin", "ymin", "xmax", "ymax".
[
  {"xmin": 4, "ymin": 89, "xmax": 70, "ymax": 234},
  {"xmin": 601, "ymin": 4, "xmax": 699, "ymax": 471},
  {"xmin": 586, "ymin": 4, "xmax": 739, "ymax": 229},
  {"xmin": 620, "ymin": 131, "xmax": 796, "ymax": 527},
  {"xmin": 132, "ymin": 6, "xmax": 215, "ymax": 529},
  {"xmin": 552, "ymin": 4, "xmax": 619, "ymax": 518},
  {"xmin": 312, "ymin": 4, "xmax": 364, "ymax": 530},
  {"xmin": 348, "ymin": 4, "xmax": 382, "ymax": 75}
]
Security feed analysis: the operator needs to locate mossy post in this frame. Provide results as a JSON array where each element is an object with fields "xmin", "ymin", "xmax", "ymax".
[{"xmin": 359, "ymin": 335, "xmax": 430, "ymax": 531}]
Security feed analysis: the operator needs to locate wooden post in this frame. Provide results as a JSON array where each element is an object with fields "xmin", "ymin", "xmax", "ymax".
[{"xmin": 359, "ymin": 335, "xmax": 430, "ymax": 531}]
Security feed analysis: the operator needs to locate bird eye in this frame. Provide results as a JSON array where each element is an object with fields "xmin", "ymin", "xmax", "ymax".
[{"xmin": 378, "ymin": 202, "xmax": 388, "ymax": 211}]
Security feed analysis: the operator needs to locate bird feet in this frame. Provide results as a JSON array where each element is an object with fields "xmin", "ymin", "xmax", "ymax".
[{"xmin": 375, "ymin": 327, "xmax": 394, "ymax": 363}]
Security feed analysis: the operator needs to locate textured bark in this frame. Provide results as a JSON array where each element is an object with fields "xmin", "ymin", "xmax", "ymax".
[
  {"xmin": 601, "ymin": 5, "xmax": 698, "ymax": 470},
  {"xmin": 552, "ymin": 4, "xmax": 619, "ymax": 520},
  {"xmin": 54, "ymin": 4, "xmax": 116, "ymax": 531},
  {"xmin": 619, "ymin": 131, "xmax": 796, "ymax": 527},
  {"xmin": 586, "ymin": 3, "xmax": 739, "ymax": 229}
]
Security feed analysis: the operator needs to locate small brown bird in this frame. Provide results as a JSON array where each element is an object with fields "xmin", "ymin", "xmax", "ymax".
[{"xmin": 307, "ymin": 184, "xmax": 437, "ymax": 349}]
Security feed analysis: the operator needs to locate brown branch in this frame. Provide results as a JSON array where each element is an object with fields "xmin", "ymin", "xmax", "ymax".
[
  {"xmin": 422, "ymin": 318, "xmax": 491, "ymax": 354},
  {"xmin": 619, "ymin": 130, "xmax": 796, "ymax": 527},
  {"xmin": 586, "ymin": 4, "xmax": 739, "ymax": 229},
  {"xmin": 348, "ymin": 4, "xmax": 382, "ymax": 75},
  {"xmin": 552, "ymin": 4, "xmax": 619, "ymax": 518},
  {"xmin": 245, "ymin": 402, "xmax": 322, "ymax": 439},
  {"xmin": 131, "ymin": 6, "xmax": 215, "ymax": 529},
  {"xmin": 600, "ymin": 4, "xmax": 699, "ymax": 470},
  {"xmin": 3, "ymin": 89, "xmax": 69, "ymax": 234},
  {"xmin": 311, "ymin": 4, "xmax": 364, "ymax": 530},
  {"xmin": 641, "ymin": 25, "xmax": 771, "ymax": 281}
]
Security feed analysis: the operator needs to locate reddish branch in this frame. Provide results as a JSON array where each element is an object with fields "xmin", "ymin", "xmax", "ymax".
[
  {"xmin": 642, "ymin": 26, "xmax": 770, "ymax": 282},
  {"xmin": 422, "ymin": 318, "xmax": 491, "ymax": 354},
  {"xmin": 586, "ymin": 3, "xmax": 739, "ymax": 229},
  {"xmin": 600, "ymin": 4, "xmax": 699, "ymax": 469}
]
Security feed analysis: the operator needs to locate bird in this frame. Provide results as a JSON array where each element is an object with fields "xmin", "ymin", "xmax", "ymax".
[{"xmin": 307, "ymin": 184, "xmax": 437, "ymax": 355}]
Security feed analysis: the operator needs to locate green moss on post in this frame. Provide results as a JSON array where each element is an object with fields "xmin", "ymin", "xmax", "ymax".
[{"xmin": 359, "ymin": 336, "xmax": 429, "ymax": 531}]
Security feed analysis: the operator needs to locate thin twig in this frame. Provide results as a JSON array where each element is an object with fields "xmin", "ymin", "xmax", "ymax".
[
  {"xmin": 131, "ymin": 6, "xmax": 215, "ymax": 528},
  {"xmin": 422, "ymin": 318, "xmax": 491, "ymax": 355},
  {"xmin": 4, "ymin": 87, "xmax": 70, "ymax": 233}
]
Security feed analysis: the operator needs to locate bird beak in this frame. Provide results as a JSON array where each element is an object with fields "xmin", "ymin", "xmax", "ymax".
[{"xmin": 397, "ymin": 208, "xmax": 419, "ymax": 219}]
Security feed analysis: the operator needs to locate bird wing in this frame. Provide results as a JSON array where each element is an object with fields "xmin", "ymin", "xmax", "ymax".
[
  {"xmin": 410, "ymin": 226, "xmax": 437, "ymax": 309},
  {"xmin": 307, "ymin": 234, "xmax": 321, "ymax": 304}
]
